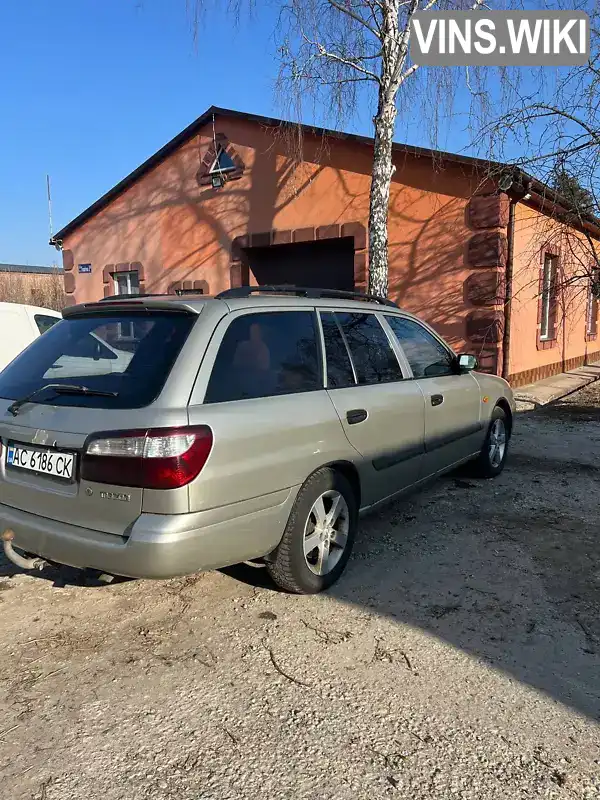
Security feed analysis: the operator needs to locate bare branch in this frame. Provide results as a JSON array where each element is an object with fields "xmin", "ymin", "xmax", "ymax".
[
  {"xmin": 304, "ymin": 35, "xmax": 381, "ymax": 81},
  {"xmin": 325, "ymin": 0, "xmax": 381, "ymax": 38}
]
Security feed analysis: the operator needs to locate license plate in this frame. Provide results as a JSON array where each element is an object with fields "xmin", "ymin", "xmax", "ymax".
[{"xmin": 5, "ymin": 443, "xmax": 75, "ymax": 481}]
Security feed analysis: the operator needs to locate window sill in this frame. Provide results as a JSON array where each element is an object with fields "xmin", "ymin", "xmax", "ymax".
[{"xmin": 537, "ymin": 336, "xmax": 557, "ymax": 351}]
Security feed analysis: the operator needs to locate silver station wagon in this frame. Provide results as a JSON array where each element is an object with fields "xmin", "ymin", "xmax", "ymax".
[{"xmin": 0, "ymin": 286, "xmax": 515, "ymax": 594}]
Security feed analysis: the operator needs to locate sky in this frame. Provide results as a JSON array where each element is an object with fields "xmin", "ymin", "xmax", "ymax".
[{"xmin": 0, "ymin": 0, "xmax": 535, "ymax": 267}]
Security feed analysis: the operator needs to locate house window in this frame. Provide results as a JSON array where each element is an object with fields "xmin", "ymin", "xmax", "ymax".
[
  {"xmin": 112, "ymin": 270, "xmax": 140, "ymax": 339},
  {"xmin": 540, "ymin": 254, "xmax": 558, "ymax": 340},
  {"xmin": 587, "ymin": 274, "xmax": 598, "ymax": 337},
  {"xmin": 113, "ymin": 270, "xmax": 140, "ymax": 296},
  {"xmin": 209, "ymin": 146, "xmax": 236, "ymax": 175}
]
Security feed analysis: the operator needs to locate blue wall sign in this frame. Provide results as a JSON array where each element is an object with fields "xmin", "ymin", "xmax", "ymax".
[{"xmin": 78, "ymin": 263, "xmax": 92, "ymax": 274}]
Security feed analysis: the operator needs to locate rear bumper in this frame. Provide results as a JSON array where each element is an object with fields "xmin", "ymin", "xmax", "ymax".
[{"xmin": 0, "ymin": 488, "xmax": 298, "ymax": 579}]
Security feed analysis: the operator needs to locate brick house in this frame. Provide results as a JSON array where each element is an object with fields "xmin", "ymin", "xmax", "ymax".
[{"xmin": 51, "ymin": 107, "xmax": 600, "ymax": 387}]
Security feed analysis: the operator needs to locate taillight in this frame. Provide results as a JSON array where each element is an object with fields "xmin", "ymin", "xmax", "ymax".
[{"xmin": 81, "ymin": 426, "xmax": 213, "ymax": 490}]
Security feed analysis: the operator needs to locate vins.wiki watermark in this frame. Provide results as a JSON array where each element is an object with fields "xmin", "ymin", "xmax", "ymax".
[{"xmin": 410, "ymin": 11, "xmax": 589, "ymax": 66}]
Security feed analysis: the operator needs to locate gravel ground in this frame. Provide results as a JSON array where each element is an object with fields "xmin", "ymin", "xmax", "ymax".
[{"xmin": 1, "ymin": 384, "xmax": 600, "ymax": 800}]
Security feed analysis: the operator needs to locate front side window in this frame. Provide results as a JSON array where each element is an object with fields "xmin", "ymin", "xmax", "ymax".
[
  {"xmin": 205, "ymin": 311, "xmax": 320, "ymax": 403},
  {"xmin": 386, "ymin": 316, "xmax": 456, "ymax": 379},
  {"xmin": 540, "ymin": 254, "xmax": 558, "ymax": 340},
  {"xmin": 335, "ymin": 312, "xmax": 403, "ymax": 385}
]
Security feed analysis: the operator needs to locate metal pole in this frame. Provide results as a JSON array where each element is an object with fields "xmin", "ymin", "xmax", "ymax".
[{"xmin": 46, "ymin": 174, "xmax": 53, "ymax": 240}]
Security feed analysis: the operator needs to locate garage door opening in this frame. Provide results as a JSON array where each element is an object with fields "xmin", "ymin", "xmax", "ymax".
[{"xmin": 244, "ymin": 237, "xmax": 355, "ymax": 291}]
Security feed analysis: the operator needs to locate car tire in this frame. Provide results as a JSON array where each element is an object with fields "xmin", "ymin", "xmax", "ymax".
[
  {"xmin": 470, "ymin": 405, "xmax": 510, "ymax": 479},
  {"xmin": 266, "ymin": 467, "xmax": 358, "ymax": 594}
]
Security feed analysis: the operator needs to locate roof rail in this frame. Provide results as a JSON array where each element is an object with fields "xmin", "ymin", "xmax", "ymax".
[{"xmin": 216, "ymin": 285, "xmax": 398, "ymax": 308}]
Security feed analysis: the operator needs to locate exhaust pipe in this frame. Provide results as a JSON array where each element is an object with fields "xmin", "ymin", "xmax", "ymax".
[{"xmin": 1, "ymin": 530, "xmax": 48, "ymax": 571}]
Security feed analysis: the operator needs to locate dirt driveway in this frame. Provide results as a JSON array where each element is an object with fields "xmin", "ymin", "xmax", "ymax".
[{"xmin": 1, "ymin": 385, "xmax": 599, "ymax": 800}]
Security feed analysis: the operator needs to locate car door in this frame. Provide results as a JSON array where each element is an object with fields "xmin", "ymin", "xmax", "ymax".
[
  {"xmin": 188, "ymin": 307, "xmax": 356, "ymax": 518},
  {"xmin": 319, "ymin": 310, "xmax": 426, "ymax": 507},
  {"xmin": 383, "ymin": 315, "xmax": 484, "ymax": 477}
]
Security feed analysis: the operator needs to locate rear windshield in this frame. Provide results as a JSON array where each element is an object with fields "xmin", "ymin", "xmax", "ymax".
[{"xmin": 0, "ymin": 312, "xmax": 195, "ymax": 409}]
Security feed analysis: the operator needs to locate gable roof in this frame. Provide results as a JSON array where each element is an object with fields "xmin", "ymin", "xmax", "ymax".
[
  {"xmin": 51, "ymin": 105, "xmax": 600, "ymax": 244},
  {"xmin": 51, "ymin": 106, "xmax": 497, "ymax": 244}
]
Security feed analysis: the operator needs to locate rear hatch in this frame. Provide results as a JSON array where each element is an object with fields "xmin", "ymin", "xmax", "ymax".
[{"xmin": 0, "ymin": 306, "xmax": 197, "ymax": 535}]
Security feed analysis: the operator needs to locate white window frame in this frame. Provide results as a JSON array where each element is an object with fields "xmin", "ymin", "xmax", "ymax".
[
  {"xmin": 540, "ymin": 254, "xmax": 558, "ymax": 340},
  {"xmin": 113, "ymin": 270, "xmax": 139, "ymax": 296}
]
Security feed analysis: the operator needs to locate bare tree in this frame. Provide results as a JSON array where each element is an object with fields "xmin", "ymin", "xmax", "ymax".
[
  {"xmin": 190, "ymin": 0, "xmax": 490, "ymax": 298},
  {"xmin": 482, "ymin": 12, "xmax": 600, "ymax": 280}
]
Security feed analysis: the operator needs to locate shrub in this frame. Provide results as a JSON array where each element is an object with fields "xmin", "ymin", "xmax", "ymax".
[{"xmin": 0, "ymin": 269, "xmax": 66, "ymax": 311}]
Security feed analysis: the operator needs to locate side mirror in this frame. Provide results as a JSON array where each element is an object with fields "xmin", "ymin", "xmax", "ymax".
[{"xmin": 458, "ymin": 353, "xmax": 478, "ymax": 371}]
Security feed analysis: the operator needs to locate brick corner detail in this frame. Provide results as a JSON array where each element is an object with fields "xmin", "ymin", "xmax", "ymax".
[{"xmin": 466, "ymin": 193, "xmax": 509, "ymax": 230}]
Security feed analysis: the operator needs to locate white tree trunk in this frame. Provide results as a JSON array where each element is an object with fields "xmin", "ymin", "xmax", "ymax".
[
  {"xmin": 367, "ymin": 0, "xmax": 406, "ymax": 299},
  {"xmin": 368, "ymin": 88, "xmax": 398, "ymax": 298}
]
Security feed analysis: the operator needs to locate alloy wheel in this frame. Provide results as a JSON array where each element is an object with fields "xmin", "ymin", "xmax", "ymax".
[
  {"xmin": 488, "ymin": 418, "xmax": 507, "ymax": 468},
  {"xmin": 303, "ymin": 490, "xmax": 350, "ymax": 576}
]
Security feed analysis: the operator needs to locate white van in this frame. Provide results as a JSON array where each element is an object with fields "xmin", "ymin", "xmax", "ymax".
[{"xmin": 0, "ymin": 302, "xmax": 61, "ymax": 372}]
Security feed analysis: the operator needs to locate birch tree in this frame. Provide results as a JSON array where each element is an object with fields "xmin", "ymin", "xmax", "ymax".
[
  {"xmin": 189, "ymin": 0, "xmax": 491, "ymax": 298},
  {"xmin": 274, "ymin": 0, "xmax": 489, "ymax": 297}
]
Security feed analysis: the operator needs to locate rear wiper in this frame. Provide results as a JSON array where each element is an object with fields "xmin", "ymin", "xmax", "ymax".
[{"xmin": 7, "ymin": 384, "xmax": 118, "ymax": 416}]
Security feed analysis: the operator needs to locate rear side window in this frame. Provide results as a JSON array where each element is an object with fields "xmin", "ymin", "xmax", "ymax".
[
  {"xmin": 0, "ymin": 313, "xmax": 194, "ymax": 408},
  {"xmin": 386, "ymin": 316, "xmax": 456, "ymax": 378},
  {"xmin": 335, "ymin": 312, "xmax": 403, "ymax": 385},
  {"xmin": 320, "ymin": 312, "xmax": 355, "ymax": 389},
  {"xmin": 34, "ymin": 314, "xmax": 60, "ymax": 334},
  {"xmin": 205, "ymin": 311, "xmax": 320, "ymax": 403}
]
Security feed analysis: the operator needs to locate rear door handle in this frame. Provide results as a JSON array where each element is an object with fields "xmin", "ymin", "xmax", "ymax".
[
  {"xmin": 346, "ymin": 409, "xmax": 368, "ymax": 425},
  {"xmin": 431, "ymin": 394, "xmax": 444, "ymax": 407}
]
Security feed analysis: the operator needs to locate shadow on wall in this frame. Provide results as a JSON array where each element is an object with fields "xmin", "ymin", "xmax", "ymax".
[
  {"xmin": 65, "ymin": 121, "xmax": 485, "ymax": 353},
  {"xmin": 389, "ymin": 192, "xmax": 468, "ymax": 346},
  {"xmin": 67, "ymin": 127, "xmax": 334, "ymax": 300}
]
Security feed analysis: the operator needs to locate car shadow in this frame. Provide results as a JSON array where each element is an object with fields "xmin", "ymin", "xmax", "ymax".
[
  {"xmin": 2, "ymin": 408, "xmax": 599, "ymax": 720},
  {"xmin": 0, "ymin": 556, "xmax": 129, "ymax": 588},
  {"xmin": 219, "ymin": 464, "xmax": 600, "ymax": 722},
  {"xmin": 220, "ymin": 562, "xmax": 279, "ymax": 591}
]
